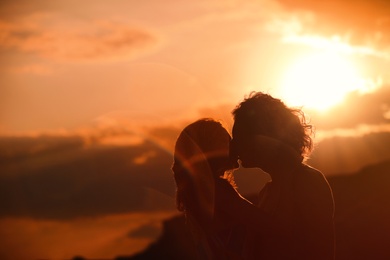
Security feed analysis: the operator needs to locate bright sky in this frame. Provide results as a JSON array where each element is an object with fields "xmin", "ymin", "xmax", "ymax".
[
  {"xmin": 2, "ymin": 1, "xmax": 390, "ymax": 259},
  {"xmin": 1, "ymin": 0, "xmax": 389, "ymax": 134}
]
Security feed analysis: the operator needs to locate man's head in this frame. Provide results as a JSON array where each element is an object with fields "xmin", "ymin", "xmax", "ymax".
[{"xmin": 231, "ymin": 92, "xmax": 314, "ymax": 164}]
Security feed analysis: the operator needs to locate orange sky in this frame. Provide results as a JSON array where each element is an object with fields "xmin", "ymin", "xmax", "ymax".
[
  {"xmin": 1, "ymin": 1, "xmax": 390, "ymax": 259},
  {"xmin": 1, "ymin": 0, "xmax": 389, "ymax": 135}
]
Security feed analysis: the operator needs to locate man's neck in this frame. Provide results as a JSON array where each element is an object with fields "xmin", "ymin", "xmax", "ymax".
[{"xmin": 266, "ymin": 144, "xmax": 302, "ymax": 184}]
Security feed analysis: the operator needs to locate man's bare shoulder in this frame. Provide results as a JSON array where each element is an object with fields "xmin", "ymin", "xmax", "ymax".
[
  {"xmin": 299, "ymin": 164, "xmax": 329, "ymax": 182},
  {"xmin": 296, "ymin": 164, "xmax": 333, "ymax": 198}
]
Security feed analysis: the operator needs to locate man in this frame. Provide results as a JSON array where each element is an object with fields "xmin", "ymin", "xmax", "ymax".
[{"xmin": 231, "ymin": 92, "xmax": 335, "ymax": 260}]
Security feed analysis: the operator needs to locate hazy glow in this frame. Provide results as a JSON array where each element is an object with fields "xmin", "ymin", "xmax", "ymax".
[{"xmin": 280, "ymin": 51, "xmax": 366, "ymax": 110}]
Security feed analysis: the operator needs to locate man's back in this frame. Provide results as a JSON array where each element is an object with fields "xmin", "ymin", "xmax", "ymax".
[{"xmin": 252, "ymin": 164, "xmax": 335, "ymax": 260}]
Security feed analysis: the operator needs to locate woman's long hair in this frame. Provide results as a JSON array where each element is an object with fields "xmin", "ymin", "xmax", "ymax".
[{"xmin": 172, "ymin": 118, "xmax": 236, "ymax": 222}]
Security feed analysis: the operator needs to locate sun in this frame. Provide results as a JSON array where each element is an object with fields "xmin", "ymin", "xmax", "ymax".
[{"xmin": 280, "ymin": 51, "xmax": 365, "ymax": 111}]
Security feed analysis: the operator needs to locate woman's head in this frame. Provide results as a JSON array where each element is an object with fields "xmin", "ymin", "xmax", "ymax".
[
  {"xmin": 173, "ymin": 118, "xmax": 236, "ymax": 177},
  {"xmin": 172, "ymin": 118, "xmax": 237, "ymax": 212}
]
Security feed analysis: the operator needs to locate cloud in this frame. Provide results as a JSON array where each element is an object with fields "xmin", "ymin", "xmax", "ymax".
[
  {"xmin": 0, "ymin": 129, "xmax": 177, "ymax": 220},
  {"xmin": 316, "ymin": 124, "xmax": 390, "ymax": 141},
  {"xmin": 133, "ymin": 150, "xmax": 157, "ymax": 165},
  {"xmin": 0, "ymin": 134, "xmax": 86, "ymax": 171},
  {"xmin": 269, "ymin": 0, "xmax": 390, "ymax": 58},
  {"xmin": 0, "ymin": 15, "xmax": 159, "ymax": 62},
  {"xmin": 282, "ymin": 34, "xmax": 389, "ymax": 59}
]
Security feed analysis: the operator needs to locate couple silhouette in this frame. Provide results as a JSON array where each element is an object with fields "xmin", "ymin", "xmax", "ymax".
[{"xmin": 172, "ymin": 92, "xmax": 335, "ymax": 260}]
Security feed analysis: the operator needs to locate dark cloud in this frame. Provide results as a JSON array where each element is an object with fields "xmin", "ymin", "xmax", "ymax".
[
  {"xmin": 277, "ymin": 0, "xmax": 390, "ymax": 47},
  {"xmin": 0, "ymin": 134, "xmax": 85, "ymax": 166},
  {"xmin": 0, "ymin": 134, "xmax": 176, "ymax": 220}
]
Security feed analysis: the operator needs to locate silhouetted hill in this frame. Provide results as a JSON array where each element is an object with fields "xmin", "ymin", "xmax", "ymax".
[
  {"xmin": 328, "ymin": 160, "xmax": 390, "ymax": 260},
  {"xmin": 122, "ymin": 159, "xmax": 390, "ymax": 260}
]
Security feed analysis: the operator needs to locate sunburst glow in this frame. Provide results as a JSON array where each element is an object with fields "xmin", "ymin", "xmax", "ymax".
[{"xmin": 280, "ymin": 51, "xmax": 366, "ymax": 111}]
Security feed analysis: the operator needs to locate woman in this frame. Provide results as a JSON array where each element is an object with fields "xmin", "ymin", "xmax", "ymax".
[{"xmin": 172, "ymin": 118, "xmax": 267, "ymax": 259}]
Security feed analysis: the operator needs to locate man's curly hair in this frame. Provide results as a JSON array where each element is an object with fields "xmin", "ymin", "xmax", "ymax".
[{"xmin": 232, "ymin": 92, "xmax": 314, "ymax": 161}]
